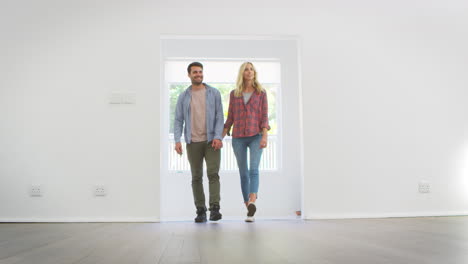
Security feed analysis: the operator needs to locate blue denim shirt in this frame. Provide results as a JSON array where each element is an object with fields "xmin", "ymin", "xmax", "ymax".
[{"xmin": 174, "ymin": 84, "xmax": 224, "ymax": 143}]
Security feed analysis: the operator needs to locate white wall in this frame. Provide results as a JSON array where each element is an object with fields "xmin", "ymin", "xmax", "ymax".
[
  {"xmin": 1, "ymin": 0, "xmax": 467, "ymax": 221},
  {"xmin": 300, "ymin": 2, "xmax": 468, "ymax": 218}
]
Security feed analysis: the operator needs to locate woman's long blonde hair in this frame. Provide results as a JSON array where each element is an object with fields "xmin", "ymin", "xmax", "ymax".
[{"xmin": 234, "ymin": 62, "xmax": 264, "ymax": 97}]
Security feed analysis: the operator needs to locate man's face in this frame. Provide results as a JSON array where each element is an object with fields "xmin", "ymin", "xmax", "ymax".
[{"xmin": 188, "ymin": 66, "xmax": 203, "ymax": 85}]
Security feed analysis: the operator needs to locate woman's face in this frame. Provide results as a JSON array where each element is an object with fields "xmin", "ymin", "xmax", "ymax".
[{"xmin": 243, "ymin": 64, "xmax": 255, "ymax": 81}]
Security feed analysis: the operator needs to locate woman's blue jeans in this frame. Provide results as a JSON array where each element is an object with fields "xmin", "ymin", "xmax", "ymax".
[{"xmin": 232, "ymin": 134, "xmax": 263, "ymax": 202}]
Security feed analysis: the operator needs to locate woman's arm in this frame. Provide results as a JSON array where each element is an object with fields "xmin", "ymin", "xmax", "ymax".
[
  {"xmin": 259, "ymin": 92, "xmax": 270, "ymax": 148},
  {"xmin": 222, "ymin": 128, "xmax": 229, "ymax": 138},
  {"xmin": 260, "ymin": 91, "xmax": 270, "ymax": 132},
  {"xmin": 223, "ymin": 91, "xmax": 235, "ymax": 137}
]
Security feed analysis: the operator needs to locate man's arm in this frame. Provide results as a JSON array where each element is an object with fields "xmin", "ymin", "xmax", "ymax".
[
  {"xmin": 174, "ymin": 94, "xmax": 184, "ymax": 154},
  {"xmin": 213, "ymin": 90, "xmax": 224, "ymax": 140},
  {"xmin": 211, "ymin": 90, "xmax": 224, "ymax": 150}
]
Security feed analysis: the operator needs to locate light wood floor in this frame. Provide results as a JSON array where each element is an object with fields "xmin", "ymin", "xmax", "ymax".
[{"xmin": 0, "ymin": 216, "xmax": 467, "ymax": 264}]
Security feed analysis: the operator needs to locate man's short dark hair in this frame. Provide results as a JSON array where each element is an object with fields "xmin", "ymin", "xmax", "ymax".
[{"xmin": 187, "ymin": 62, "xmax": 203, "ymax": 74}]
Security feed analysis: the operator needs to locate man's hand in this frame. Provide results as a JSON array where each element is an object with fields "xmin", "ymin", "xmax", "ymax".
[
  {"xmin": 175, "ymin": 142, "xmax": 183, "ymax": 155},
  {"xmin": 211, "ymin": 139, "xmax": 223, "ymax": 150}
]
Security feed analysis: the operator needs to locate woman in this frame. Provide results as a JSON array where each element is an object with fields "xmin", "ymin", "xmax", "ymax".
[{"xmin": 223, "ymin": 62, "xmax": 270, "ymax": 222}]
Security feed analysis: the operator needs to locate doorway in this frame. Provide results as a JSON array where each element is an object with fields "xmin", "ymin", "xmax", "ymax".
[{"xmin": 160, "ymin": 36, "xmax": 302, "ymax": 220}]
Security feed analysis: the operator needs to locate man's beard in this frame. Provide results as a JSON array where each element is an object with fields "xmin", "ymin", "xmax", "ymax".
[{"xmin": 191, "ymin": 79, "xmax": 203, "ymax": 85}]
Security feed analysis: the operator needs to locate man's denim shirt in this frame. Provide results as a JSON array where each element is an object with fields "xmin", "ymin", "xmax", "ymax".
[{"xmin": 174, "ymin": 84, "xmax": 224, "ymax": 144}]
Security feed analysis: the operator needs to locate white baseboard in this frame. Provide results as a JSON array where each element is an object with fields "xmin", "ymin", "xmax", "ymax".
[
  {"xmin": 305, "ymin": 211, "xmax": 468, "ymax": 220},
  {"xmin": 0, "ymin": 217, "xmax": 160, "ymax": 223},
  {"xmin": 3, "ymin": 212, "xmax": 467, "ymax": 222}
]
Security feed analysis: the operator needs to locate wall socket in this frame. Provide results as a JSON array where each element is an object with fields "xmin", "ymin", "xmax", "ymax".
[
  {"xmin": 94, "ymin": 185, "xmax": 107, "ymax": 196},
  {"xmin": 418, "ymin": 181, "xmax": 430, "ymax": 193},
  {"xmin": 30, "ymin": 185, "xmax": 42, "ymax": 197}
]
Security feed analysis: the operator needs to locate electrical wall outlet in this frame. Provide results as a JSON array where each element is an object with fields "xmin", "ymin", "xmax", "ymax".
[
  {"xmin": 94, "ymin": 185, "xmax": 107, "ymax": 196},
  {"xmin": 418, "ymin": 181, "xmax": 430, "ymax": 193},
  {"xmin": 30, "ymin": 185, "xmax": 42, "ymax": 197}
]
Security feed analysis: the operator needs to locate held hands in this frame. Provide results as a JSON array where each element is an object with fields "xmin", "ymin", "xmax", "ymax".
[
  {"xmin": 212, "ymin": 139, "xmax": 223, "ymax": 151},
  {"xmin": 175, "ymin": 142, "xmax": 183, "ymax": 155}
]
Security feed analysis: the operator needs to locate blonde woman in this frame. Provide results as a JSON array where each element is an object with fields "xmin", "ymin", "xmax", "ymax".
[{"xmin": 223, "ymin": 62, "xmax": 270, "ymax": 222}]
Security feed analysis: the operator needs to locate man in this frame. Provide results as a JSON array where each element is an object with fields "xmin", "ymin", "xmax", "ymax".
[{"xmin": 174, "ymin": 62, "xmax": 224, "ymax": 223}]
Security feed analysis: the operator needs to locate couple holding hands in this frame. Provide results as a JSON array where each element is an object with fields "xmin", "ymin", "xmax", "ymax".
[{"xmin": 174, "ymin": 61, "xmax": 270, "ymax": 223}]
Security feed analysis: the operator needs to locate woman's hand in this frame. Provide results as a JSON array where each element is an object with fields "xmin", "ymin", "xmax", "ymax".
[
  {"xmin": 222, "ymin": 128, "xmax": 228, "ymax": 139},
  {"xmin": 260, "ymin": 135, "xmax": 268, "ymax": 149}
]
